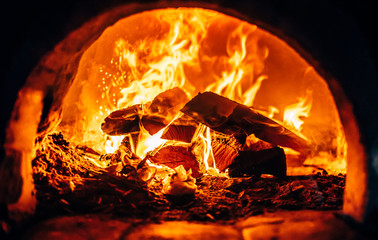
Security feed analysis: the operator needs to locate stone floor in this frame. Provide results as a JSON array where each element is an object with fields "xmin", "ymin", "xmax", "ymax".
[{"xmin": 11, "ymin": 210, "xmax": 376, "ymax": 240}]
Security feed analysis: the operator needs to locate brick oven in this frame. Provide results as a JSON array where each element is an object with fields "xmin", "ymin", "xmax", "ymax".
[{"xmin": 1, "ymin": 0, "xmax": 378, "ymax": 239}]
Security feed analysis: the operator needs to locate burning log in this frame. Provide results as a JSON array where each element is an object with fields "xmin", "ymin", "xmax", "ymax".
[
  {"xmin": 211, "ymin": 133, "xmax": 241, "ymax": 172},
  {"xmin": 242, "ymin": 134, "xmax": 274, "ymax": 151},
  {"xmin": 181, "ymin": 92, "xmax": 310, "ymax": 155},
  {"xmin": 142, "ymin": 87, "xmax": 189, "ymax": 135},
  {"xmin": 228, "ymin": 147, "xmax": 287, "ymax": 178},
  {"xmin": 102, "ymin": 88, "xmax": 189, "ymax": 136},
  {"xmin": 148, "ymin": 145, "xmax": 202, "ymax": 178},
  {"xmin": 161, "ymin": 116, "xmax": 198, "ymax": 143},
  {"xmin": 101, "ymin": 104, "xmax": 143, "ymax": 135}
]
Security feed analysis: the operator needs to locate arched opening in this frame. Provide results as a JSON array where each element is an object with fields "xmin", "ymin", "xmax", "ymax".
[{"xmin": 2, "ymin": 3, "xmax": 368, "ymax": 228}]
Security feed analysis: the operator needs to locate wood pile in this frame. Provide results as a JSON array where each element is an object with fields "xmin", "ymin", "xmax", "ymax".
[{"xmin": 101, "ymin": 89, "xmax": 313, "ymax": 178}]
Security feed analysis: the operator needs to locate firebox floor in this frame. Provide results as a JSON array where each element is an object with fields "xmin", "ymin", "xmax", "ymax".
[{"xmin": 13, "ymin": 210, "xmax": 375, "ymax": 240}]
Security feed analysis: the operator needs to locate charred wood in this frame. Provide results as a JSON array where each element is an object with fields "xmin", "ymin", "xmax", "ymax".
[
  {"xmin": 148, "ymin": 87, "xmax": 189, "ymax": 117},
  {"xmin": 142, "ymin": 87, "xmax": 189, "ymax": 135},
  {"xmin": 228, "ymin": 147, "xmax": 287, "ymax": 178},
  {"xmin": 181, "ymin": 92, "xmax": 310, "ymax": 155},
  {"xmin": 101, "ymin": 104, "xmax": 143, "ymax": 135},
  {"xmin": 141, "ymin": 115, "xmax": 167, "ymax": 135}
]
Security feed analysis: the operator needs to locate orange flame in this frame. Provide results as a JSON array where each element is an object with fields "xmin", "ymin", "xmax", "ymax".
[
  {"xmin": 98, "ymin": 9, "xmax": 270, "ymax": 170},
  {"xmin": 58, "ymin": 8, "xmax": 347, "ymax": 177},
  {"xmin": 283, "ymin": 89, "xmax": 313, "ymax": 131}
]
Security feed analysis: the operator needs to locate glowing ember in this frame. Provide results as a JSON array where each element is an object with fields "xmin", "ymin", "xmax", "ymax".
[{"xmin": 162, "ymin": 165, "xmax": 197, "ymax": 196}]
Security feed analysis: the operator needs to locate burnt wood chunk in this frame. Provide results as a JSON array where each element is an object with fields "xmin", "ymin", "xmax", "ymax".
[
  {"xmin": 101, "ymin": 104, "xmax": 143, "ymax": 135},
  {"xmin": 142, "ymin": 87, "xmax": 189, "ymax": 135},
  {"xmin": 181, "ymin": 92, "xmax": 309, "ymax": 155},
  {"xmin": 149, "ymin": 145, "xmax": 202, "ymax": 178},
  {"xmin": 228, "ymin": 147, "xmax": 287, "ymax": 178}
]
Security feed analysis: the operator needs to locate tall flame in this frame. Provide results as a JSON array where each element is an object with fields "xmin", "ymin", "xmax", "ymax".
[{"xmin": 97, "ymin": 9, "xmax": 271, "ymax": 171}]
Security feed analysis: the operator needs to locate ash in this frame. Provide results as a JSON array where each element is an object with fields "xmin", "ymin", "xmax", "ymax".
[{"xmin": 32, "ymin": 133, "xmax": 344, "ymax": 223}]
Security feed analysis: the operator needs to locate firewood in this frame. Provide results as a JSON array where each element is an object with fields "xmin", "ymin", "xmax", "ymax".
[
  {"xmin": 101, "ymin": 104, "xmax": 143, "ymax": 135},
  {"xmin": 228, "ymin": 147, "xmax": 287, "ymax": 178},
  {"xmin": 181, "ymin": 92, "xmax": 310, "ymax": 155},
  {"xmin": 148, "ymin": 145, "xmax": 202, "ymax": 178},
  {"xmin": 141, "ymin": 115, "xmax": 167, "ymax": 135},
  {"xmin": 242, "ymin": 134, "xmax": 274, "ymax": 151},
  {"xmin": 142, "ymin": 87, "xmax": 189, "ymax": 135},
  {"xmin": 161, "ymin": 116, "xmax": 198, "ymax": 143},
  {"xmin": 211, "ymin": 132, "xmax": 241, "ymax": 172}
]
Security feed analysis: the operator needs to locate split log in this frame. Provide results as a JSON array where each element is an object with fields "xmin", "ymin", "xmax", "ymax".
[
  {"xmin": 148, "ymin": 145, "xmax": 202, "ymax": 178},
  {"xmin": 101, "ymin": 104, "xmax": 143, "ymax": 135},
  {"xmin": 211, "ymin": 133, "xmax": 241, "ymax": 172},
  {"xmin": 228, "ymin": 147, "xmax": 287, "ymax": 178},
  {"xmin": 181, "ymin": 92, "xmax": 310, "ymax": 155},
  {"xmin": 142, "ymin": 87, "xmax": 189, "ymax": 135},
  {"xmin": 140, "ymin": 115, "xmax": 166, "ymax": 135},
  {"xmin": 161, "ymin": 116, "xmax": 198, "ymax": 143}
]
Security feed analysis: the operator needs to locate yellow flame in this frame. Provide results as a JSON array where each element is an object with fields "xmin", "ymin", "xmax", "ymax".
[
  {"xmin": 138, "ymin": 128, "xmax": 167, "ymax": 158},
  {"xmin": 204, "ymin": 24, "xmax": 268, "ymax": 107},
  {"xmin": 104, "ymin": 135, "xmax": 124, "ymax": 154},
  {"xmin": 283, "ymin": 89, "xmax": 313, "ymax": 131}
]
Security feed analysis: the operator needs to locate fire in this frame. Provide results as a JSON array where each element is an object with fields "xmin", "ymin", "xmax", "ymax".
[
  {"xmin": 56, "ymin": 7, "xmax": 348, "ymax": 182},
  {"xmin": 98, "ymin": 9, "xmax": 271, "ymax": 172},
  {"xmin": 138, "ymin": 128, "xmax": 167, "ymax": 158},
  {"xmin": 105, "ymin": 135, "xmax": 124, "ymax": 154},
  {"xmin": 283, "ymin": 89, "xmax": 313, "ymax": 131}
]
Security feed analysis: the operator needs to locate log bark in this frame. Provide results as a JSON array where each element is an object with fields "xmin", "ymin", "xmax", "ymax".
[
  {"xmin": 228, "ymin": 147, "xmax": 287, "ymax": 178},
  {"xmin": 181, "ymin": 92, "xmax": 310, "ymax": 155}
]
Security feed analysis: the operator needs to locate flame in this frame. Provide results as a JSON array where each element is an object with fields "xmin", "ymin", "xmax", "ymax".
[
  {"xmin": 56, "ymin": 8, "xmax": 348, "ymax": 178},
  {"xmin": 283, "ymin": 89, "xmax": 313, "ymax": 131},
  {"xmin": 105, "ymin": 135, "xmax": 124, "ymax": 154},
  {"xmin": 138, "ymin": 128, "xmax": 167, "ymax": 158},
  {"xmin": 100, "ymin": 9, "xmax": 271, "ymax": 168},
  {"xmin": 204, "ymin": 24, "xmax": 268, "ymax": 106},
  {"xmin": 193, "ymin": 124, "xmax": 217, "ymax": 172}
]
